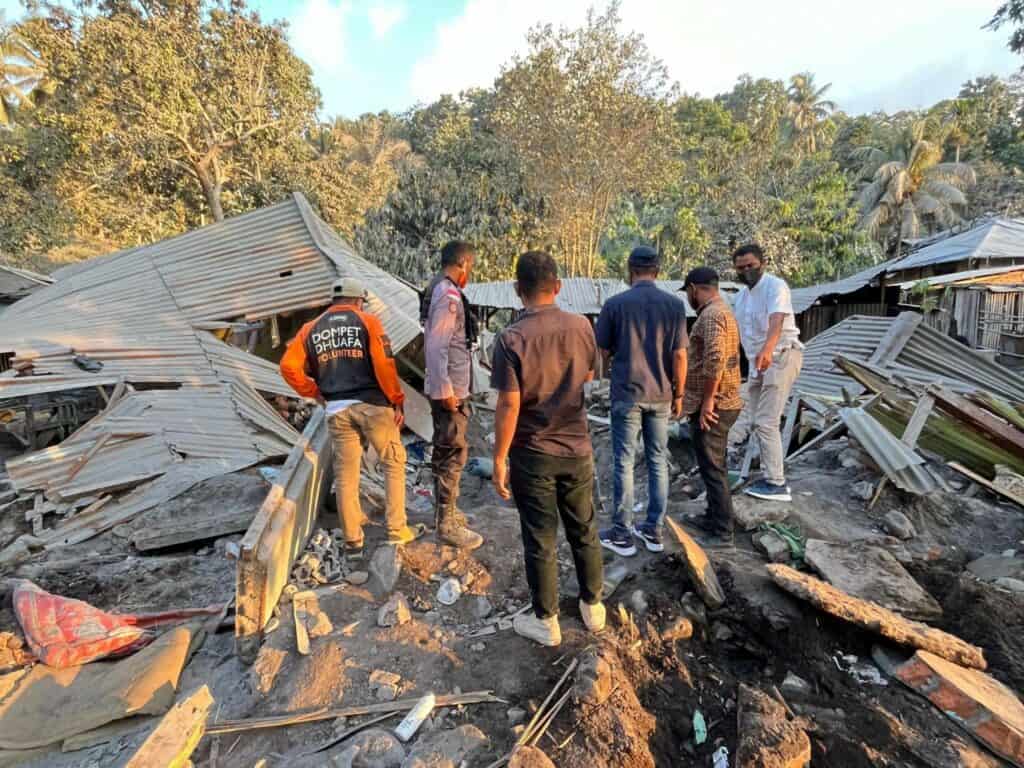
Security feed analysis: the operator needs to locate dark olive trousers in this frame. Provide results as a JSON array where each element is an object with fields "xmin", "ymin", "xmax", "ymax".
[{"xmin": 691, "ymin": 409, "xmax": 741, "ymax": 534}]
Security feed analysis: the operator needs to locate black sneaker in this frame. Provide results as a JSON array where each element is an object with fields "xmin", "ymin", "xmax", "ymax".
[
  {"xmin": 632, "ymin": 523, "xmax": 664, "ymax": 553},
  {"xmin": 344, "ymin": 541, "xmax": 364, "ymax": 561},
  {"xmin": 744, "ymin": 479, "xmax": 792, "ymax": 502},
  {"xmin": 599, "ymin": 527, "xmax": 637, "ymax": 557}
]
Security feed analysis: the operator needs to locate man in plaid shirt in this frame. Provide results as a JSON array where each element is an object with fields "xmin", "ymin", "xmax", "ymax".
[{"xmin": 680, "ymin": 267, "xmax": 744, "ymax": 544}]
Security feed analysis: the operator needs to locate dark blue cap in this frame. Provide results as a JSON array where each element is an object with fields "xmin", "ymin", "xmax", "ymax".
[{"xmin": 628, "ymin": 246, "xmax": 660, "ymax": 270}]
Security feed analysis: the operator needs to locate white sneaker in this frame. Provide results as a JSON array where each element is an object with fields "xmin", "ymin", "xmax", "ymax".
[
  {"xmin": 579, "ymin": 600, "xmax": 606, "ymax": 633},
  {"xmin": 513, "ymin": 613, "xmax": 561, "ymax": 647}
]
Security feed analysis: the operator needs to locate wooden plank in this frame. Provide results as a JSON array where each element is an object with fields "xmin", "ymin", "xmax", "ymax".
[
  {"xmin": 901, "ymin": 393, "xmax": 934, "ymax": 449},
  {"xmin": 236, "ymin": 408, "xmax": 331, "ymax": 664},
  {"xmin": 927, "ymin": 385, "xmax": 1024, "ymax": 458},
  {"xmin": 131, "ymin": 508, "xmax": 255, "ymax": 552},
  {"xmin": 869, "ymin": 311, "xmax": 923, "ymax": 367},
  {"xmin": 121, "ymin": 685, "xmax": 213, "ymax": 768},
  {"xmin": 779, "ymin": 396, "xmax": 801, "ymax": 458},
  {"xmin": 768, "ymin": 564, "xmax": 987, "ymax": 670},
  {"xmin": 949, "ymin": 461, "xmax": 1024, "ymax": 509}
]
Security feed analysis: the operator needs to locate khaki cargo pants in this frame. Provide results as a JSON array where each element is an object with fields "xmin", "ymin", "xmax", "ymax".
[
  {"xmin": 747, "ymin": 345, "xmax": 803, "ymax": 486},
  {"xmin": 327, "ymin": 403, "xmax": 407, "ymax": 546}
]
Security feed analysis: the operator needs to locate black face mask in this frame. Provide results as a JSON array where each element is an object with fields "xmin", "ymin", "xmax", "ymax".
[{"xmin": 739, "ymin": 267, "xmax": 763, "ymax": 287}]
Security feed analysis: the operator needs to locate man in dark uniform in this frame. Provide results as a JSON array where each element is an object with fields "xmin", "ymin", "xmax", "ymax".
[{"xmin": 422, "ymin": 241, "xmax": 484, "ymax": 550}]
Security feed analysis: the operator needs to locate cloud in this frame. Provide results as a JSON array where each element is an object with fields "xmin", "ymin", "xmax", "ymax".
[
  {"xmin": 367, "ymin": 4, "xmax": 408, "ymax": 40},
  {"xmin": 290, "ymin": 0, "xmax": 352, "ymax": 76},
  {"xmin": 409, "ymin": 0, "xmax": 1017, "ymax": 113}
]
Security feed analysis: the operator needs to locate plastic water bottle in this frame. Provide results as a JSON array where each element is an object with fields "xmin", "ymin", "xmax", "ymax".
[{"xmin": 712, "ymin": 746, "xmax": 729, "ymax": 768}]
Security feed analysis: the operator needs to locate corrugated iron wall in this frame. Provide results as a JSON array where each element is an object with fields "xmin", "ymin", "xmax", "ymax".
[{"xmin": 799, "ymin": 303, "xmax": 887, "ymax": 342}]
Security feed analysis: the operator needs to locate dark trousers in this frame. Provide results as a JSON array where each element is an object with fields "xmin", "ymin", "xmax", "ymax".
[
  {"xmin": 430, "ymin": 400, "xmax": 469, "ymax": 509},
  {"xmin": 509, "ymin": 447, "xmax": 604, "ymax": 619},
  {"xmin": 691, "ymin": 409, "xmax": 740, "ymax": 533}
]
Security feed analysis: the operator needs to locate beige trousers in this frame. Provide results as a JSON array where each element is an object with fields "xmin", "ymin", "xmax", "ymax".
[
  {"xmin": 328, "ymin": 403, "xmax": 407, "ymax": 545},
  {"xmin": 746, "ymin": 345, "xmax": 803, "ymax": 486}
]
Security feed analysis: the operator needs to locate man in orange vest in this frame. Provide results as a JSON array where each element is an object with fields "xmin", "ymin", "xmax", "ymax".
[{"xmin": 281, "ymin": 277, "xmax": 420, "ymax": 560}]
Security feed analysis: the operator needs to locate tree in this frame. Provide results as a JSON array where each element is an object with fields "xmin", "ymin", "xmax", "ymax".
[
  {"xmin": 716, "ymin": 75, "xmax": 788, "ymax": 149},
  {"xmin": 988, "ymin": 1, "xmax": 1024, "ymax": 53},
  {"xmin": 18, "ymin": 0, "xmax": 319, "ymax": 224},
  {"xmin": 0, "ymin": 27, "xmax": 55, "ymax": 126},
  {"xmin": 853, "ymin": 118, "xmax": 976, "ymax": 250},
  {"xmin": 490, "ymin": 3, "xmax": 680, "ymax": 276},
  {"xmin": 786, "ymin": 72, "xmax": 836, "ymax": 155}
]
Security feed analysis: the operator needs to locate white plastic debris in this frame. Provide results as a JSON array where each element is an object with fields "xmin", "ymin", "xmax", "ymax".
[{"xmin": 394, "ymin": 693, "xmax": 436, "ymax": 742}]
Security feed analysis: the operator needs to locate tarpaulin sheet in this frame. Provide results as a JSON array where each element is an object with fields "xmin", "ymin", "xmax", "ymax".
[{"xmin": 0, "ymin": 625, "xmax": 194, "ymax": 750}]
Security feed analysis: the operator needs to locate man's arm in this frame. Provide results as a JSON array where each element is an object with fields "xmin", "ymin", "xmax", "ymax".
[
  {"xmin": 672, "ymin": 348, "xmax": 688, "ymax": 419},
  {"xmin": 492, "ymin": 390, "xmax": 521, "ymax": 500},
  {"xmin": 279, "ymin": 322, "xmax": 321, "ymax": 401},
  {"xmin": 755, "ymin": 313, "xmax": 786, "ymax": 372},
  {"xmin": 424, "ymin": 284, "xmax": 458, "ymax": 405},
  {"xmin": 489, "ymin": 335, "xmax": 521, "ymax": 500}
]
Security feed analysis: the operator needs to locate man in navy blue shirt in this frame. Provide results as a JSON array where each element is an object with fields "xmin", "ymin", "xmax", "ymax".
[{"xmin": 595, "ymin": 246, "xmax": 688, "ymax": 556}]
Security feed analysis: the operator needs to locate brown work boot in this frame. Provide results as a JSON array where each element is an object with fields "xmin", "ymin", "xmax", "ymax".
[{"xmin": 436, "ymin": 505, "xmax": 483, "ymax": 550}]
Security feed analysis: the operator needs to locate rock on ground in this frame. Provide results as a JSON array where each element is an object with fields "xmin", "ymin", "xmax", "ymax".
[
  {"xmin": 894, "ymin": 650, "xmax": 1024, "ymax": 768},
  {"xmin": 883, "ymin": 510, "xmax": 917, "ymax": 540},
  {"xmin": 331, "ymin": 728, "xmax": 407, "ymax": 768},
  {"xmin": 368, "ymin": 545, "xmax": 402, "ymax": 598},
  {"xmin": 753, "ymin": 530, "xmax": 791, "ymax": 563},
  {"xmin": 400, "ymin": 724, "xmax": 487, "ymax": 768},
  {"xmin": 780, "ymin": 672, "xmax": 811, "ymax": 698},
  {"xmin": 508, "ymin": 746, "xmax": 556, "ymax": 768},
  {"xmin": 850, "ymin": 480, "xmax": 875, "ymax": 501},
  {"xmin": 803, "ymin": 539, "xmax": 942, "ymax": 621},
  {"xmin": 995, "ymin": 577, "xmax": 1024, "ymax": 593},
  {"xmin": 736, "ymin": 684, "xmax": 811, "ymax": 768},
  {"xmin": 767, "ymin": 564, "xmax": 986, "ymax": 670},
  {"xmin": 378, "ymin": 593, "xmax": 412, "ymax": 628},
  {"xmin": 664, "ymin": 518, "xmax": 726, "ymax": 608},
  {"xmin": 733, "ymin": 498, "xmax": 791, "ymax": 531},
  {"xmin": 968, "ymin": 554, "xmax": 1024, "ymax": 583},
  {"xmin": 661, "ymin": 616, "xmax": 694, "ymax": 642},
  {"xmin": 575, "ymin": 649, "xmax": 613, "ymax": 706}
]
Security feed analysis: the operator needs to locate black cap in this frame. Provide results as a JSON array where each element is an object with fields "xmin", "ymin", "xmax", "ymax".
[
  {"xmin": 682, "ymin": 266, "xmax": 719, "ymax": 289},
  {"xmin": 627, "ymin": 246, "xmax": 660, "ymax": 270}
]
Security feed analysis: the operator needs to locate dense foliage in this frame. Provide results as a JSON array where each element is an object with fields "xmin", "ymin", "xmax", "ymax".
[{"xmin": 3, "ymin": 0, "xmax": 1024, "ymax": 286}]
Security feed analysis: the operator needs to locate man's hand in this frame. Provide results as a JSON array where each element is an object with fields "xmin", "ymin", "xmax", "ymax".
[
  {"xmin": 755, "ymin": 347, "xmax": 774, "ymax": 373},
  {"xmin": 492, "ymin": 455, "xmax": 512, "ymax": 500},
  {"xmin": 699, "ymin": 400, "xmax": 719, "ymax": 431},
  {"xmin": 672, "ymin": 395, "xmax": 684, "ymax": 420},
  {"xmin": 393, "ymin": 405, "xmax": 405, "ymax": 428},
  {"xmin": 442, "ymin": 395, "xmax": 460, "ymax": 412}
]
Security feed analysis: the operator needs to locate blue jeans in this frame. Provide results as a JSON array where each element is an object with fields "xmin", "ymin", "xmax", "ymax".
[{"xmin": 610, "ymin": 400, "xmax": 671, "ymax": 533}]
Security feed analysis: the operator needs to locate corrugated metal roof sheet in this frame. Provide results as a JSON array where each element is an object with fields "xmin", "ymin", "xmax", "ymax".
[
  {"xmin": 887, "ymin": 217, "xmax": 1024, "ymax": 273},
  {"xmin": 793, "ymin": 311, "xmax": 1024, "ymax": 403},
  {"xmin": 789, "ymin": 260, "xmax": 897, "ymax": 314},
  {"xmin": 892, "ymin": 263, "xmax": 1024, "ymax": 289},
  {"xmin": 838, "ymin": 406, "xmax": 940, "ymax": 494}
]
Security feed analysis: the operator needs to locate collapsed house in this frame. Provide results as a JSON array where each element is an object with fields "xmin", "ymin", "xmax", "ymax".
[{"xmin": 0, "ymin": 192, "xmax": 423, "ymax": 555}]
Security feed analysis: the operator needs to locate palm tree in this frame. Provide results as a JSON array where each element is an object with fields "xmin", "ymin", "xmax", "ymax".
[
  {"xmin": 853, "ymin": 118, "xmax": 976, "ymax": 251},
  {"xmin": 0, "ymin": 28, "xmax": 56, "ymax": 127},
  {"xmin": 786, "ymin": 72, "xmax": 836, "ymax": 154}
]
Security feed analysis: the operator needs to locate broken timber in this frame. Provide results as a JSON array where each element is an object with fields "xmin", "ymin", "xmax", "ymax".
[
  {"xmin": 132, "ymin": 507, "xmax": 256, "ymax": 552},
  {"xmin": 767, "ymin": 564, "xmax": 986, "ymax": 670},
  {"xmin": 236, "ymin": 408, "xmax": 332, "ymax": 664},
  {"xmin": 121, "ymin": 685, "xmax": 213, "ymax": 768},
  {"xmin": 665, "ymin": 517, "xmax": 726, "ymax": 608}
]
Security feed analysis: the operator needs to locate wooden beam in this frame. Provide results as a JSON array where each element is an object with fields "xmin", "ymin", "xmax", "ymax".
[
  {"xmin": 927, "ymin": 385, "xmax": 1024, "ymax": 458},
  {"xmin": 121, "ymin": 685, "xmax": 213, "ymax": 768},
  {"xmin": 869, "ymin": 311, "xmax": 923, "ymax": 367},
  {"xmin": 948, "ymin": 462, "xmax": 1024, "ymax": 510},
  {"xmin": 131, "ymin": 508, "xmax": 255, "ymax": 552},
  {"xmin": 66, "ymin": 433, "xmax": 113, "ymax": 483},
  {"xmin": 780, "ymin": 396, "xmax": 801, "ymax": 458},
  {"xmin": 901, "ymin": 394, "xmax": 934, "ymax": 449}
]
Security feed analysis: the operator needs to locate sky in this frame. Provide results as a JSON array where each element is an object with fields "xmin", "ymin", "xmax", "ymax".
[{"xmin": 1, "ymin": 0, "xmax": 1020, "ymax": 119}]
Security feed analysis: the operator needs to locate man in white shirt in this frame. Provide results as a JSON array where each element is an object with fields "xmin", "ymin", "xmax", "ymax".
[{"xmin": 731, "ymin": 243, "xmax": 803, "ymax": 502}]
